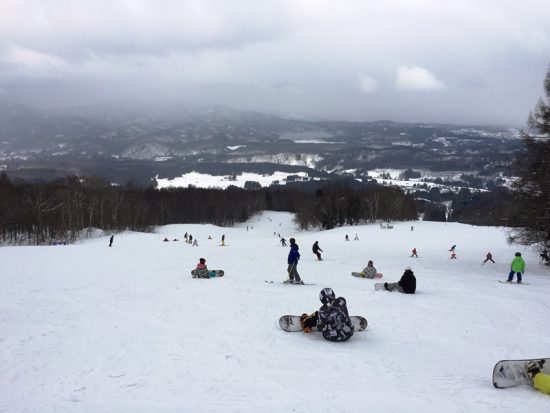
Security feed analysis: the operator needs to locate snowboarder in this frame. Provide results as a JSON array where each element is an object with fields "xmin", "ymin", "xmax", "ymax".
[
  {"xmin": 361, "ymin": 260, "xmax": 377, "ymax": 278},
  {"xmin": 345, "ymin": 234, "xmax": 349, "ymax": 241},
  {"xmin": 384, "ymin": 266, "xmax": 416, "ymax": 294},
  {"xmin": 285, "ymin": 238, "xmax": 303, "ymax": 284},
  {"xmin": 526, "ymin": 360, "xmax": 550, "ymax": 395},
  {"xmin": 221, "ymin": 234, "xmax": 225, "ymax": 246},
  {"xmin": 192, "ymin": 238, "xmax": 198, "ymax": 246},
  {"xmin": 484, "ymin": 252, "xmax": 495, "ymax": 264},
  {"xmin": 312, "ymin": 241, "xmax": 323, "ymax": 261},
  {"xmin": 109, "ymin": 235, "xmax": 114, "ymax": 247},
  {"xmin": 163, "ymin": 237, "xmax": 169, "ymax": 242},
  {"xmin": 411, "ymin": 248, "xmax": 418, "ymax": 258},
  {"xmin": 354, "ymin": 234, "xmax": 359, "ymax": 240},
  {"xmin": 188, "ymin": 234, "xmax": 193, "ymax": 244},
  {"xmin": 299, "ymin": 288, "xmax": 354, "ymax": 342},
  {"xmin": 193, "ymin": 258, "xmax": 210, "ymax": 278},
  {"xmin": 280, "ymin": 237, "xmax": 287, "ymax": 246},
  {"xmin": 450, "ymin": 251, "xmax": 457, "ymax": 259},
  {"xmin": 507, "ymin": 252, "xmax": 525, "ymax": 283},
  {"xmin": 184, "ymin": 232, "xmax": 188, "ymax": 242},
  {"xmin": 449, "ymin": 244, "xmax": 456, "ymax": 252},
  {"xmin": 411, "ymin": 226, "xmax": 414, "ymax": 231},
  {"xmin": 173, "ymin": 238, "xmax": 178, "ymax": 241}
]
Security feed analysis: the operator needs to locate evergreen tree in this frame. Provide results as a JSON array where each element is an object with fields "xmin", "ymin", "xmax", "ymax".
[{"xmin": 510, "ymin": 67, "xmax": 550, "ymax": 248}]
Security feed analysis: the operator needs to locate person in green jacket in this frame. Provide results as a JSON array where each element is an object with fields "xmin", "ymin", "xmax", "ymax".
[
  {"xmin": 507, "ymin": 252, "xmax": 526, "ymax": 283},
  {"xmin": 526, "ymin": 360, "xmax": 550, "ymax": 395}
]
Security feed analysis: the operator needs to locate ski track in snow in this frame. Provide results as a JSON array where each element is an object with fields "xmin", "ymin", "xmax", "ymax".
[{"xmin": 1, "ymin": 211, "xmax": 549, "ymax": 412}]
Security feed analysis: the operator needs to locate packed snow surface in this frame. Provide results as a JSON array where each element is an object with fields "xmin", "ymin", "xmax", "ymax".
[{"xmin": 1, "ymin": 212, "xmax": 549, "ymax": 412}]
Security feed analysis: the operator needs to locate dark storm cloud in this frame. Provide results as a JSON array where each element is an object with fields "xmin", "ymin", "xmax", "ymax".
[{"xmin": 0, "ymin": 0, "xmax": 549, "ymax": 124}]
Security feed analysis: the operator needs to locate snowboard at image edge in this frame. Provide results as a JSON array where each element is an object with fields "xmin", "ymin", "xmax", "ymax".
[
  {"xmin": 279, "ymin": 315, "xmax": 368, "ymax": 332},
  {"xmin": 493, "ymin": 358, "xmax": 549, "ymax": 388}
]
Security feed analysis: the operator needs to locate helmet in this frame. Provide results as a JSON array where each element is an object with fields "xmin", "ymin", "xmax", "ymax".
[
  {"xmin": 515, "ymin": 252, "xmax": 521, "ymax": 257},
  {"xmin": 319, "ymin": 287, "xmax": 335, "ymax": 304}
]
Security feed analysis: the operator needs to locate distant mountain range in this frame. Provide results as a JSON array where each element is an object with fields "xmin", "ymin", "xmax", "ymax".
[{"xmin": 0, "ymin": 100, "xmax": 523, "ymax": 186}]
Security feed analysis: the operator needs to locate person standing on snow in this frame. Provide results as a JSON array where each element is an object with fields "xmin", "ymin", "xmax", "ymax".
[
  {"xmin": 483, "ymin": 252, "xmax": 495, "ymax": 263},
  {"xmin": 285, "ymin": 238, "xmax": 303, "ymax": 284},
  {"xmin": 312, "ymin": 241, "xmax": 323, "ymax": 261},
  {"xmin": 109, "ymin": 235, "xmax": 114, "ymax": 247},
  {"xmin": 507, "ymin": 252, "xmax": 525, "ymax": 283},
  {"xmin": 411, "ymin": 248, "xmax": 418, "ymax": 258},
  {"xmin": 299, "ymin": 288, "xmax": 354, "ymax": 342}
]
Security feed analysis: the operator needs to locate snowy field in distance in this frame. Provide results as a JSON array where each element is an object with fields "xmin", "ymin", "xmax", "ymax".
[
  {"xmin": 1, "ymin": 211, "xmax": 549, "ymax": 412},
  {"xmin": 155, "ymin": 171, "xmax": 313, "ymax": 189}
]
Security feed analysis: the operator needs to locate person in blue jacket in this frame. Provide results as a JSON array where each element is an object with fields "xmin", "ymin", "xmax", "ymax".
[{"xmin": 285, "ymin": 238, "xmax": 303, "ymax": 284}]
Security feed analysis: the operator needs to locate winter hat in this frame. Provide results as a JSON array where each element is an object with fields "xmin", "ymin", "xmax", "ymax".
[
  {"xmin": 405, "ymin": 266, "xmax": 412, "ymax": 271},
  {"xmin": 368, "ymin": 260, "xmax": 373, "ymax": 265},
  {"xmin": 289, "ymin": 238, "xmax": 296, "ymax": 244},
  {"xmin": 319, "ymin": 287, "xmax": 335, "ymax": 304},
  {"xmin": 199, "ymin": 258, "xmax": 206, "ymax": 264},
  {"xmin": 515, "ymin": 252, "xmax": 521, "ymax": 257}
]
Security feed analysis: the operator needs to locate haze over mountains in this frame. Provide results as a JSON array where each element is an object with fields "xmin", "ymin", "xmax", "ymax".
[{"xmin": 0, "ymin": 100, "xmax": 522, "ymax": 187}]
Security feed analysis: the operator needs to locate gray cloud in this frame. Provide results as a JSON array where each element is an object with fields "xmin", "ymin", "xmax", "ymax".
[{"xmin": 0, "ymin": 0, "xmax": 549, "ymax": 125}]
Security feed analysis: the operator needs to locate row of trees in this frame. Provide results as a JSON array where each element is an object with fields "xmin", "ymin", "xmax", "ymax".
[
  {"xmin": 295, "ymin": 184, "xmax": 417, "ymax": 230},
  {"xmin": 0, "ymin": 174, "xmax": 419, "ymax": 245}
]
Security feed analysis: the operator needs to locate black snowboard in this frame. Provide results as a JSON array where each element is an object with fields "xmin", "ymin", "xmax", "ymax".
[
  {"xmin": 493, "ymin": 358, "xmax": 549, "ymax": 388},
  {"xmin": 191, "ymin": 269, "xmax": 224, "ymax": 278},
  {"xmin": 279, "ymin": 315, "xmax": 368, "ymax": 332}
]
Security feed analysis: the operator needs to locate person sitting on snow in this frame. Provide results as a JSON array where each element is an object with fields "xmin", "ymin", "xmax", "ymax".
[
  {"xmin": 299, "ymin": 288, "xmax": 354, "ymax": 342},
  {"xmin": 526, "ymin": 360, "xmax": 550, "ymax": 395},
  {"xmin": 384, "ymin": 266, "xmax": 416, "ymax": 294},
  {"xmin": 361, "ymin": 260, "xmax": 378, "ymax": 278},
  {"xmin": 193, "ymin": 258, "xmax": 210, "ymax": 278}
]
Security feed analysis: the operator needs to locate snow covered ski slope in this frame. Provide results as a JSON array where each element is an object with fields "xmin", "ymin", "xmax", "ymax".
[{"xmin": 1, "ymin": 211, "xmax": 549, "ymax": 412}]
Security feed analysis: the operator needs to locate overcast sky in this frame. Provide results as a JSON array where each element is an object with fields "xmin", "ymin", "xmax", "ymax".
[{"xmin": 0, "ymin": 0, "xmax": 549, "ymax": 125}]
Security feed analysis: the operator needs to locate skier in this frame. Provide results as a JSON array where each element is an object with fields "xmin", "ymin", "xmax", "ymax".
[
  {"xmin": 193, "ymin": 258, "xmax": 210, "ymax": 278},
  {"xmin": 312, "ymin": 241, "xmax": 323, "ymax": 261},
  {"xmin": 384, "ymin": 266, "xmax": 416, "ymax": 294},
  {"xmin": 345, "ymin": 234, "xmax": 349, "ymax": 241},
  {"xmin": 280, "ymin": 237, "xmax": 287, "ymax": 246},
  {"xmin": 361, "ymin": 260, "xmax": 377, "ymax": 278},
  {"xmin": 507, "ymin": 252, "xmax": 525, "ymax": 283},
  {"xmin": 354, "ymin": 234, "xmax": 359, "ymax": 241},
  {"xmin": 285, "ymin": 238, "xmax": 303, "ymax": 284},
  {"xmin": 109, "ymin": 235, "xmax": 114, "ymax": 247},
  {"xmin": 526, "ymin": 360, "xmax": 550, "ymax": 395},
  {"xmin": 483, "ymin": 252, "xmax": 495, "ymax": 264},
  {"xmin": 449, "ymin": 244, "xmax": 456, "ymax": 252},
  {"xmin": 299, "ymin": 288, "xmax": 354, "ymax": 342},
  {"xmin": 411, "ymin": 248, "xmax": 418, "ymax": 258},
  {"xmin": 450, "ymin": 251, "xmax": 457, "ymax": 259},
  {"xmin": 192, "ymin": 238, "xmax": 198, "ymax": 246}
]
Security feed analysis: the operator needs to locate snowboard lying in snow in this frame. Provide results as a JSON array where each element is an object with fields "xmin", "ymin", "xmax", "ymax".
[
  {"xmin": 279, "ymin": 315, "xmax": 368, "ymax": 332},
  {"xmin": 265, "ymin": 280, "xmax": 316, "ymax": 285},
  {"xmin": 374, "ymin": 283, "xmax": 387, "ymax": 291},
  {"xmin": 493, "ymin": 358, "xmax": 549, "ymax": 388},
  {"xmin": 351, "ymin": 272, "xmax": 383, "ymax": 279},
  {"xmin": 191, "ymin": 269, "xmax": 224, "ymax": 278}
]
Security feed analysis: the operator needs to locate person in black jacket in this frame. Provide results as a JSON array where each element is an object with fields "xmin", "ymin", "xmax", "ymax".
[
  {"xmin": 384, "ymin": 266, "xmax": 416, "ymax": 294},
  {"xmin": 312, "ymin": 241, "xmax": 323, "ymax": 260}
]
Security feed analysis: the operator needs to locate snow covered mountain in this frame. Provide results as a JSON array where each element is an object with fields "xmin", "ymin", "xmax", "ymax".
[{"xmin": 1, "ymin": 211, "xmax": 548, "ymax": 411}]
